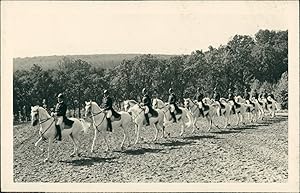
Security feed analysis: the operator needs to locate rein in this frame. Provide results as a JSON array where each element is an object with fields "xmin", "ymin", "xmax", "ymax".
[
  {"xmin": 88, "ymin": 105, "xmax": 106, "ymax": 132},
  {"xmin": 129, "ymin": 104, "xmax": 145, "ymax": 124},
  {"xmin": 35, "ymin": 108, "xmax": 55, "ymax": 139},
  {"xmin": 188, "ymin": 99, "xmax": 200, "ymax": 115}
]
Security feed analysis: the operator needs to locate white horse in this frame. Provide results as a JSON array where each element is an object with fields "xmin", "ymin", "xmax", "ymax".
[
  {"xmin": 31, "ymin": 106, "xmax": 90, "ymax": 162},
  {"xmin": 207, "ymin": 97, "xmax": 247, "ymax": 125},
  {"xmin": 123, "ymin": 100, "xmax": 165, "ymax": 145},
  {"xmin": 183, "ymin": 98, "xmax": 221, "ymax": 131},
  {"xmin": 152, "ymin": 98, "xmax": 193, "ymax": 136},
  {"xmin": 259, "ymin": 96, "xmax": 280, "ymax": 118},
  {"xmin": 235, "ymin": 96, "xmax": 259, "ymax": 123},
  {"xmin": 84, "ymin": 101, "xmax": 133, "ymax": 152},
  {"xmin": 248, "ymin": 97, "xmax": 265, "ymax": 120}
]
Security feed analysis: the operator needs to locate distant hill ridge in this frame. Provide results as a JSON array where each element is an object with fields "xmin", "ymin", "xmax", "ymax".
[{"xmin": 13, "ymin": 54, "xmax": 176, "ymax": 71}]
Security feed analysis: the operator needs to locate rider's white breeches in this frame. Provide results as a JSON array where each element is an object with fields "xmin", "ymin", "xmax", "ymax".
[
  {"xmin": 106, "ymin": 110, "xmax": 112, "ymax": 118},
  {"xmin": 143, "ymin": 106, "xmax": 149, "ymax": 114},
  {"xmin": 56, "ymin": 116, "xmax": 63, "ymax": 125},
  {"xmin": 170, "ymin": 104, "xmax": 175, "ymax": 113}
]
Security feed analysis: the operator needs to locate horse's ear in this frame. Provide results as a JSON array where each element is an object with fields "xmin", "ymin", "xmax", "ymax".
[
  {"xmin": 31, "ymin": 106, "xmax": 33, "ymax": 110},
  {"xmin": 85, "ymin": 101, "xmax": 88, "ymax": 105}
]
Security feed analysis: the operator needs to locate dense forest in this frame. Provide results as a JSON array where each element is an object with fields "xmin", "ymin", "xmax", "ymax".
[{"xmin": 13, "ymin": 29, "xmax": 288, "ymax": 118}]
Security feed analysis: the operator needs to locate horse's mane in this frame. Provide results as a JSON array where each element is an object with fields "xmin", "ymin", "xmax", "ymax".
[
  {"xmin": 33, "ymin": 105, "xmax": 51, "ymax": 117},
  {"xmin": 127, "ymin": 100, "xmax": 138, "ymax": 105}
]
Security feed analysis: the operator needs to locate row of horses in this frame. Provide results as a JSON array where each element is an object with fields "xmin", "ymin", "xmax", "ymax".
[{"xmin": 30, "ymin": 95, "xmax": 280, "ymax": 162}]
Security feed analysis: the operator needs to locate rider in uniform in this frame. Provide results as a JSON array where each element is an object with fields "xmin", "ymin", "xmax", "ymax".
[
  {"xmin": 101, "ymin": 90, "xmax": 113, "ymax": 132},
  {"xmin": 252, "ymin": 89, "xmax": 259, "ymax": 100},
  {"xmin": 168, "ymin": 88, "xmax": 177, "ymax": 123},
  {"xmin": 141, "ymin": 88, "xmax": 151, "ymax": 126},
  {"xmin": 193, "ymin": 87, "xmax": 204, "ymax": 108},
  {"xmin": 227, "ymin": 88, "xmax": 236, "ymax": 114},
  {"xmin": 53, "ymin": 93, "xmax": 67, "ymax": 142},
  {"xmin": 243, "ymin": 88, "xmax": 251, "ymax": 104}
]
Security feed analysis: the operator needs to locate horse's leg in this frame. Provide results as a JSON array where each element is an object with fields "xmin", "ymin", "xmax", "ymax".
[
  {"xmin": 91, "ymin": 128, "xmax": 98, "ymax": 153},
  {"xmin": 35, "ymin": 137, "xmax": 44, "ymax": 151},
  {"xmin": 44, "ymin": 138, "xmax": 52, "ymax": 162},
  {"xmin": 206, "ymin": 116, "xmax": 212, "ymax": 131},
  {"xmin": 161, "ymin": 125, "xmax": 166, "ymax": 138},
  {"xmin": 153, "ymin": 123, "xmax": 159, "ymax": 141},
  {"xmin": 179, "ymin": 119, "xmax": 184, "ymax": 136},
  {"xmin": 69, "ymin": 134, "xmax": 77, "ymax": 157},
  {"xmin": 236, "ymin": 113, "xmax": 240, "ymax": 125},
  {"xmin": 224, "ymin": 114, "xmax": 228, "ymax": 129},
  {"xmin": 120, "ymin": 126, "xmax": 126, "ymax": 150},
  {"xmin": 134, "ymin": 125, "xmax": 141, "ymax": 145},
  {"xmin": 103, "ymin": 129, "xmax": 109, "ymax": 152},
  {"xmin": 192, "ymin": 117, "xmax": 197, "ymax": 133}
]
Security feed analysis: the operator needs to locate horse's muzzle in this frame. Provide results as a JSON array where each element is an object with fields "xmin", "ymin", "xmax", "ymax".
[{"xmin": 32, "ymin": 119, "xmax": 38, "ymax": 126}]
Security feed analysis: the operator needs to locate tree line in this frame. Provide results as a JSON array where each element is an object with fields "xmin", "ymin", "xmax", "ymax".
[{"xmin": 13, "ymin": 29, "xmax": 288, "ymax": 119}]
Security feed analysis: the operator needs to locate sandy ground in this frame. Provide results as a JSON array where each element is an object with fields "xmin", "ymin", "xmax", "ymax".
[{"xmin": 13, "ymin": 113, "xmax": 288, "ymax": 183}]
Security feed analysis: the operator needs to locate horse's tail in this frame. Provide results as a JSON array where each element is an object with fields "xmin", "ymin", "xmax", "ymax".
[
  {"xmin": 79, "ymin": 118, "xmax": 91, "ymax": 133},
  {"xmin": 184, "ymin": 109, "xmax": 194, "ymax": 129}
]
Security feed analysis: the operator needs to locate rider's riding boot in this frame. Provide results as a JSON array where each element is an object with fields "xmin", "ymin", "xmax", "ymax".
[
  {"xmin": 171, "ymin": 112, "xmax": 177, "ymax": 123},
  {"xmin": 55, "ymin": 125, "xmax": 62, "ymax": 141},
  {"xmin": 107, "ymin": 118, "xmax": 112, "ymax": 132},
  {"xmin": 145, "ymin": 113, "xmax": 150, "ymax": 126}
]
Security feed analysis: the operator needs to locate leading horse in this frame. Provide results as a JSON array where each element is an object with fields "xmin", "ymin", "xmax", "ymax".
[{"xmin": 31, "ymin": 106, "xmax": 90, "ymax": 162}]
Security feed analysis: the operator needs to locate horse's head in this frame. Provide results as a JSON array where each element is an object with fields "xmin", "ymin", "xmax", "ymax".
[
  {"xmin": 84, "ymin": 101, "xmax": 94, "ymax": 117},
  {"xmin": 31, "ymin": 106, "xmax": 49, "ymax": 126},
  {"xmin": 123, "ymin": 100, "xmax": 137, "ymax": 112},
  {"xmin": 202, "ymin": 97, "xmax": 211, "ymax": 105},
  {"xmin": 235, "ymin": 96, "xmax": 242, "ymax": 103},
  {"xmin": 31, "ymin": 106, "xmax": 40, "ymax": 126},
  {"xmin": 152, "ymin": 98, "xmax": 165, "ymax": 109},
  {"xmin": 183, "ymin": 98, "xmax": 192, "ymax": 108}
]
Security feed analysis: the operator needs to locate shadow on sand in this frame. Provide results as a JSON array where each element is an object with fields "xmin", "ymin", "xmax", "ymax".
[
  {"xmin": 121, "ymin": 147, "xmax": 164, "ymax": 155},
  {"xmin": 60, "ymin": 156, "xmax": 118, "ymax": 166}
]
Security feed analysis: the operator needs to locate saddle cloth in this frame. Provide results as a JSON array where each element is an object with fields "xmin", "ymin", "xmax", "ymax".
[
  {"xmin": 148, "ymin": 108, "xmax": 158, "ymax": 118},
  {"xmin": 63, "ymin": 116, "xmax": 74, "ymax": 129}
]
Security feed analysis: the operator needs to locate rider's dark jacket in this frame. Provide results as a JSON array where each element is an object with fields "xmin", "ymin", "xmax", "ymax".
[
  {"xmin": 253, "ymin": 91, "xmax": 259, "ymax": 99},
  {"xmin": 55, "ymin": 101, "xmax": 67, "ymax": 116},
  {"xmin": 168, "ymin": 93, "xmax": 177, "ymax": 104},
  {"xmin": 142, "ymin": 94, "xmax": 152, "ymax": 107},
  {"xmin": 102, "ymin": 96, "xmax": 113, "ymax": 110},
  {"xmin": 213, "ymin": 92, "xmax": 220, "ymax": 101},
  {"xmin": 268, "ymin": 93, "xmax": 275, "ymax": 100},
  {"xmin": 228, "ymin": 93, "xmax": 235, "ymax": 101},
  {"xmin": 194, "ymin": 92, "xmax": 204, "ymax": 102},
  {"xmin": 244, "ymin": 92, "xmax": 250, "ymax": 100}
]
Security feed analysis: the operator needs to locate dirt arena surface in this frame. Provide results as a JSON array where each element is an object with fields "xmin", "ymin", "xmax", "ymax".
[{"xmin": 13, "ymin": 114, "xmax": 288, "ymax": 183}]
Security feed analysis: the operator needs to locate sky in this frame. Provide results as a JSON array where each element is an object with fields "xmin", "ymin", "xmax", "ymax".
[{"xmin": 2, "ymin": 1, "xmax": 291, "ymax": 58}]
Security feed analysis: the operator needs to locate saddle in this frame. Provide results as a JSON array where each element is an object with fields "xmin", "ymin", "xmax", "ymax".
[
  {"xmin": 267, "ymin": 99, "xmax": 273, "ymax": 105},
  {"xmin": 111, "ymin": 109, "xmax": 121, "ymax": 121},
  {"xmin": 148, "ymin": 107, "xmax": 158, "ymax": 118},
  {"xmin": 199, "ymin": 102, "xmax": 209, "ymax": 117},
  {"xmin": 174, "ymin": 105, "xmax": 182, "ymax": 115},
  {"xmin": 63, "ymin": 116, "xmax": 74, "ymax": 129}
]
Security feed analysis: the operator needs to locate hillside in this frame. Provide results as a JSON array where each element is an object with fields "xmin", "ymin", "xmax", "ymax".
[{"xmin": 13, "ymin": 54, "xmax": 175, "ymax": 71}]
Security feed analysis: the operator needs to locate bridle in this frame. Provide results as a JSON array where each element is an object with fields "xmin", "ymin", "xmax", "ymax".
[
  {"xmin": 185, "ymin": 99, "xmax": 200, "ymax": 115},
  {"xmin": 34, "ymin": 107, "xmax": 55, "ymax": 139},
  {"xmin": 125, "ymin": 102, "xmax": 144, "ymax": 124},
  {"xmin": 86, "ymin": 103, "xmax": 106, "ymax": 132}
]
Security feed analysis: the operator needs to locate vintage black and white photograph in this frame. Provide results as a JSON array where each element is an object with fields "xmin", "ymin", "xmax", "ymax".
[{"xmin": 1, "ymin": 1, "xmax": 299, "ymax": 192}]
